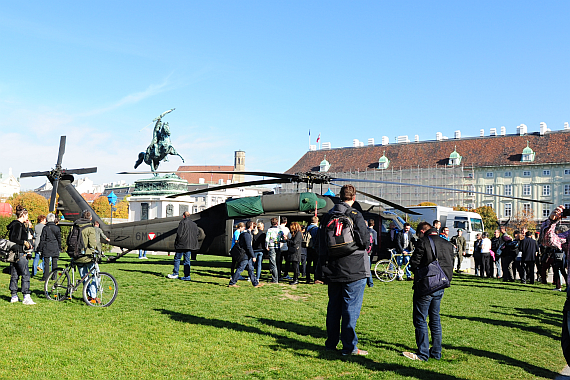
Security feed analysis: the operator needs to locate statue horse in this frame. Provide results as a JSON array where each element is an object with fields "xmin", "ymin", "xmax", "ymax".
[{"xmin": 134, "ymin": 121, "xmax": 184, "ymax": 175}]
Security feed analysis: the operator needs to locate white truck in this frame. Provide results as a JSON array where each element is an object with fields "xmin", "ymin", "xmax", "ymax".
[{"xmin": 389, "ymin": 205, "xmax": 485, "ymax": 258}]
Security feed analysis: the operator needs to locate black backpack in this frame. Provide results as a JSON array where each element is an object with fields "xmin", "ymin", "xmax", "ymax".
[
  {"xmin": 324, "ymin": 209, "xmax": 359, "ymax": 258},
  {"xmin": 67, "ymin": 224, "xmax": 88, "ymax": 259},
  {"xmin": 0, "ymin": 239, "xmax": 20, "ymax": 262}
]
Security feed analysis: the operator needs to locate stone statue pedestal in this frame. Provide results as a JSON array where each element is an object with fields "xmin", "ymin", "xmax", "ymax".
[{"xmin": 129, "ymin": 174, "xmax": 193, "ymax": 221}]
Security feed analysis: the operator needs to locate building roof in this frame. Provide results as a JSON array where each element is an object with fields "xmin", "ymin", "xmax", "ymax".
[
  {"xmin": 176, "ymin": 166, "xmax": 235, "ymax": 184},
  {"xmin": 286, "ymin": 131, "xmax": 570, "ymax": 173},
  {"xmin": 81, "ymin": 193, "xmax": 102, "ymax": 203}
]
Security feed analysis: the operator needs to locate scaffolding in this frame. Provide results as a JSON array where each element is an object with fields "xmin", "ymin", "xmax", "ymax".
[{"xmin": 277, "ymin": 165, "xmax": 475, "ymax": 208}]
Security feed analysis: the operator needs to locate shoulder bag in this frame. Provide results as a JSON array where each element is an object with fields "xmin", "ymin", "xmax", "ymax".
[{"xmin": 414, "ymin": 237, "xmax": 450, "ymax": 296}]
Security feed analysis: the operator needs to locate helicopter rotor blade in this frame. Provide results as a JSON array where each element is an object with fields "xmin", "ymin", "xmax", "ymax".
[
  {"xmin": 118, "ymin": 170, "xmax": 296, "ymax": 180},
  {"xmin": 331, "ymin": 177, "xmax": 553, "ymax": 205},
  {"xmin": 56, "ymin": 136, "xmax": 66, "ymax": 167},
  {"xmin": 65, "ymin": 167, "xmax": 98, "ymax": 175},
  {"xmin": 166, "ymin": 178, "xmax": 291, "ymax": 199},
  {"xmin": 329, "ymin": 183, "xmax": 421, "ymax": 215},
  {"xmin": 49, "ymin": 178, "xmax": 59, "ymax": 213},
  {"xmin": 19, "ymin": 171, "xmax": 51, "ymax": 178}
]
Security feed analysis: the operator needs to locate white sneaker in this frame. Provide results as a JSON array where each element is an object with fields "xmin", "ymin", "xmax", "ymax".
[
  {"xmin": 22, "ymin": 295, "xmax": 36, "ymax": 305},
  {"xmin": 10, "ymin": 296, "xmax": 19, "ymax": 303},
  {"xmin": 166, "ymin": 274, "xmax": 178, "ymax": 279}
]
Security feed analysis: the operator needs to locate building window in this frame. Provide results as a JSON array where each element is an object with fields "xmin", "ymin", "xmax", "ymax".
[
  {"xmin": 523, "ymin": 184, "xmax": 531, "ymax": 196},
  {"xmin": 166, "ymin": 204, "xmax": 174, "ymax": 218},
  {"xmin": 523, "ymin": 203, "xmax": 531, "ymax": 215},
  {"xmin": 565, "ymin": 169, "xmax": 570, "ymax": 175},
  {"xmin": 543, "ymin": 169, "xmax": 551, "ymax": 176},
  {"xmin": 504, "ymin": 185, "xmax": 512, "ymax": 196},
  {"xmin": 543, "ymin": 185, "xmax": 551, "ymax": 196},
  {"xmin": 486, "ymin": 172, "xmax": 494, "ymax": 178},
  {"xmin": 486, "ymin": 185, "xmax": 493, "ymax": 194},
  {"xmin": 468, "ymin": 185, "xmax": 474, "ymax": 196},
  {"xmin": 543, "ymin": 208, "xmax": 551, "ymax": 218},
  {"xmin": 504, "ymin": 171, "xmax": 512, "ymax": 177},
  {"xmin": 467, "ymin": 173, "xmax": 473, "ymax": 178},
  {"xmin": 505, "ymin": 203, "xmax": 512, "ymax": 217},
  {"xmin": 565, "ymin": 203, "xmax": 570, "ymax": 210},
  {"xmin": 523, "ymin": 171, "xmax": 531, "ymax": 177},
  {"xmin": 141, "ymin": 203, "xmax": 149, "ymax": 221},
  {"xmin": 486, "ymin": 203, "xmax": 493, "ymax": 209}
]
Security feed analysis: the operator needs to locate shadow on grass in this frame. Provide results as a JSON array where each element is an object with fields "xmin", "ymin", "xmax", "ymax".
[
  {"xmin": 119, "ymin": 268, "xmax": 166, "ymax": 277},
  {"xmin": 443, "ymin": 343, "xmax": 559, "ymax": 379},
  {"xmin": 490, "ymin": 305, "xmax": 562, "ymax": 328},
  {"xmin": 156, "ymin": 309, "xmax": 469, "ymax": 380}
]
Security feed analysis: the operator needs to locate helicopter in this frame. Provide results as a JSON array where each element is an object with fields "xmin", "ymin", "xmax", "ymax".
[{"xmin": 21, "ymin": 136, "xmax": 552, "ymax": 261}]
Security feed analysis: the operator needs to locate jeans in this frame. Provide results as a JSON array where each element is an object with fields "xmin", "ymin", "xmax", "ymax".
[
  {"xmin": 396, "ymin": 254, "xmax": 412, "ymax": 278},
  {"xmin": 495, "ymin": 256, "xmax": 502, "ymax": 278},
  {"xmin": 10, "ymin": 257, "xmax": 31, "ymax": 296},
  {"xmin": 78, "ymin": 262, "xmax": 97, "ymax": 298},
  {"xmin": 325, "ymin": 278, "xmax": 367, "ymax": 354},
  {"xmin": 413, "ymin": 288, "xmax": 445, "ymax": 361},
  {"xmin": 300, "ymin": 252, "xmax": 307, "ymax": 277},
  {"xmin": 562, "ymin": 288, "xmax": 570, "ymax": 366},
  {"xmin": 268, "ymin": 247, "xmax": 279, "ymax": 282},
  {"xmin": 32, "ymin": 252, "xmax": 44, "ymax": 276},
  {"xmin": 253, "ymin": 250, "xmax": 264, "ymax": 281},
  {"xmin": 138, "ymin": 250, "xmax": 147, "ymax": 258},
  {"xmin": 229, "ymin": 258, "xmax": 259, "ymax": 286},
  {"xmin": 42, "ymin": 257, "xmax": 59, "ymax": 282},
  {"xmin": 173, "ymin": 251, "xmax": 191, "ymax": 278},
  {"xmin": 366, "ymin": 256, "xmax": 374, "ymax": 287}
]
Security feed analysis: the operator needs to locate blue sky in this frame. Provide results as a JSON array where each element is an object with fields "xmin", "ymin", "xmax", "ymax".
[{"xmin": 1, "ymin": 1, "xmax": 569, "ymax": 190}]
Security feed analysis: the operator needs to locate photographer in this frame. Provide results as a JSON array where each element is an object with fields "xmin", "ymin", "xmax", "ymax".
[{"xmin": 6, "ymin": 205, "xmax": 35, "ymax": 305}]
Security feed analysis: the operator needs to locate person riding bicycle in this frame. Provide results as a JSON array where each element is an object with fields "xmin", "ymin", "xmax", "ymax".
[{"xmin": 73, "ymin": 211, "xmax": 99, "ymax": 303}]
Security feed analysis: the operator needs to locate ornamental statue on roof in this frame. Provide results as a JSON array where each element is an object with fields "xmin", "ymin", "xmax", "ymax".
[
  {"xmin": 134, "ymin": 109, "xmax": 185, "ymax": 176},
  {"xmin": 319, "ymin": 156, "xmax": 331, "ymax": 172},
  {"xmin": 521, "ymin": 141, "xmax": 535, "ymax": 162},
  {"xmin": 448, "ymin": 146, "xmax": 462, "ymax": 166},
  {"xmin": 378, "ymin": 151, "xmax": 389, "ymax": 169}
]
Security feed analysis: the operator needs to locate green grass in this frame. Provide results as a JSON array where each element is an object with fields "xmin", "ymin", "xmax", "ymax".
[{"xmin": 0, "ymin": 255, "xmax": 566, "ymax": 380}]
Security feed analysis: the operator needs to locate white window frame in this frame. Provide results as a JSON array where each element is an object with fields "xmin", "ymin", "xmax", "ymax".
[
  {"xmin": 543, "ymin": 185, "xmax": 551, "ymax": 196},
  {"xmin": 523, "ymin": 203, "xmax": 531, "ymax": 215},
  {"xmin": 523, "ymin": 184, "xmax": 531, "ymax": 196},
  {"xmin": 565, "ymin": 169, "xmax": 570, "ymax": 175},
  {"xmin": 543, "ymin": 208, "xmax": 551, "ymax": 218},
  {"xmin": 504, "ymin": 185, "xmax": 512, "ymax": 196},
  {"xmin": 565, "ymin": 185, "xmax": 570, "ymax": 196},
  {"xmin": 485, "ymin": 185, "xmax": 493, "ymax": 194},
  {"xmin": 523, "ymin": 171, "xmax": 531, "ymax": 177},
  {"xmin": 543, "ymin": 169, "xmax": 551, "ymax": 176},
  {"xmin": 505, "ymin": 203, "xmax": 512, "ymax": 217},
  {"xmin": 504, "ymin": 171, "xmax": 512, "ymax": 177},
  {"xmin": 486, "ymin": 172, "xmax": 494, "ymax": 178}
]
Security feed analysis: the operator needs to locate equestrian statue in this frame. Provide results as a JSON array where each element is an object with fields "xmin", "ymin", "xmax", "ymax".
[{"xmin": 135, "ymin": 108, "xmax": 185, "ymax": 176}]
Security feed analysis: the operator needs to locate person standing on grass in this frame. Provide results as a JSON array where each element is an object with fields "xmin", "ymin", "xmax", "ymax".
[
  {"xmin": 321, "ymin": 184, "xmax": 370, "ymax": 356},
  {"xmin": 93, "ymin": 221, "xmax": 110, "ymax": 254},
  {"xmin": 39, "ymin": 213, "xmax": 62, "ymax": 282},
  {"xmin": 251, "ymin": 222, "xmax": 266, "ymax": 281},
  {"xmin": 396, "ymin": 222, "xmax": 414, "ymax": 281},
  {"xmin": 228, "ymin": 221, "xmax": 264, "ymax": 288},
  {"xmin": 541, "ymin": 205, "xmax": 570, "ymax": 366},
  {"xmin": 519, "ymin": 231, "xmax": 538, "ymax": 284},
  {"xmin": 450, "ymin": 229, "xmax": 466, "ymax": 273},
  {"xmin": 7, "ymin": 205, "xmax": 35, "ymax": 305},
  {"xmin": 167, "ymin": 211, "xmax": 200, "ymax": 281},
  {"xmin": 491, "ymin": 229, "xmax": 502, "ymax": 278},
  {"xmin": 265, "ymin": 217, "xmax": 283, "ymax": 283},
  {"xmin": 33, "ymin": 215, "xmax": 46, "ymax": 276},
  {"xmin": 480, "ymin": 232, "xmax": 492, "ymax": 277},
  {"xmin": 288, "ymin": 222, "xmax": 303, "ymax": 285},
  {"xmin": 403, "ymin": 221, "xmax": 453, "ymax": 361}
]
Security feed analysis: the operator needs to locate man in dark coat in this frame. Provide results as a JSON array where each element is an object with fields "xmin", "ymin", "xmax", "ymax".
[
  {"xmin": 404, "ymin": 222, "xmax": 454, "ymax": 361},
  {"xmin": 228, "ymin": 221, "xmax": 263, "ymax": 288},
  {"xmin": 39, "ymin": 213, "xmax": 62, "ymax": 282},
  {"xmin": 519, "ymin": 231, "xmax": 539, "ymax": 284},
  {"xmin": 320, "ymin": 184, "xmax": 370, "ymax": 356},
  {"xmin": 167, "ymin": 212, "xmax": 201, "ymax": 281}
]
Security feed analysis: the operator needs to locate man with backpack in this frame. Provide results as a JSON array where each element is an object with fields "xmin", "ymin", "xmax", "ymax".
[
  {"xmin": 320, "ymin": 184, "xmax": 370, "ymax": 356},
  {"xmin": 68, "ymin": 210, "xmax": 98, "ymax": 302}
]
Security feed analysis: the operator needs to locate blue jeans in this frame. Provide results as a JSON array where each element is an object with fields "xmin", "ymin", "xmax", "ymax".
[
  {"xmin": 253, "ymin": 251, "xmax": 264, "ymax": 281},
  {"xmin": 396, "ymin": 254, "xmax": 412, "ymax": 278},
  {"xmin": 78, "ymin": 262, "xmax": 97, "ymax": 298},
  {"xmin": 32, "ymin": 252, "xmax": 44, "ymax": 276},
  {"xmin": 268, "ymin": 247, "xmax": 278, "ymax": 282},
  {"xmin": 229, "ymin": 258, "xmax": 259, "ymax": 286},
  {"xmin": 173, "ymin": 251, "xmax": 191, "ymax": 278},
  {"xmin": 367, "ymin": 256, "xmax": 374, "ymax": 286},
  {"xmin": 413, "ymin": 288, "xmax": 445, "ymax": 361},
  {"xmin": 495, "ymin": 257, "xmax": 502, "ymax": 278},
  {"xmin": 138, "ymin": 250, "xmax": 147, "ymax": 258},
  {"xmin": 325, "ymin": 278, "xmax": 367, "ymax": 354}
]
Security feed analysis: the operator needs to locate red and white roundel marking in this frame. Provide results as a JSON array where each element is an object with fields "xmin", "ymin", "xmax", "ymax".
[{"xmin": 148, "ymin": 233, "xmax": 156, "ymax": 240}]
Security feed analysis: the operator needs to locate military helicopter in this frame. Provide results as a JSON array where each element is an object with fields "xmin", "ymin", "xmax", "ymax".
[{"xmin": 21, "ymin": 136, "xmax": 552, "ymax": 261}]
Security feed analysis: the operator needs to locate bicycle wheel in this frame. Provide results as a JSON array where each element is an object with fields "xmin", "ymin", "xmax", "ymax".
[
  {"xmin": 374, "ymin": 260, "xmax": 397, "ymax": 282},
  {"xmin": 44, "ymin": 267, "xmax": 71, "ymax": 301},
  {"xmin": 82, "ymin": 272, "xmax": 118, "ymax": 307}
]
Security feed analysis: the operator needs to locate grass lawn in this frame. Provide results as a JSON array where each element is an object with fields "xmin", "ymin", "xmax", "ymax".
[{"xmin": 0, "ymin": 255, "xmax": 566, "ymax": 380}]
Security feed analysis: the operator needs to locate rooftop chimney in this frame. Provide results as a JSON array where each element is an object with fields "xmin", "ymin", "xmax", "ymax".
[
  {"xmin": 517, "ymin": 124, "xmax": 527, "ymax": 135},
  {"xmin": 322, "ymin": 142, "xmax": 331, "ymax": 150},
  {"xmin": 414, "ymin": 135, "xmax": 419, "ymax": 142},
  {"xmin": 540, "ymin": 122, "xmax": 548, "ymax": 135},
  {"xmin": 436, "ymin": 132, "xmax": 442, "ymax": 141},
  {"xmin": 309, "ymin": 145, "xmax": 316, "ymax": 151},
  {"xmin": 353, "ymin": 139, "xmax": 360, "ymax": 147},
  {"xmin": 565, "ymin": 122, "xmax": 570, "ymax": 130},
  {"xmin": 396, "ymin": 135, "xmax": 410, "ymax": 144},
  {"xmin": 368, "ymin": 138, "xmax": 374, "ymax": 146},
  {"xmin": 500, "ymin": 126, "xmax": 506, "ymax": 135},
  {"xmin": 454, "ymin": 130, "xmax": 461, "ymax": 139},
  {"xmin": 480, "ymin": 129, "xmax": 484, "ymax": 137},
  {"xmin": 381, "ymin": 136, "xmax": 389, "ymax": 145},
  {"xmin": 490, "ymin": 128, "xmax": 497, "ymax": 136}
]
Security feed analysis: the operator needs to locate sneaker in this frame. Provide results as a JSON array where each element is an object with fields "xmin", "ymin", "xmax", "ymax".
[
  {"xmin": 403, "ymin": 351, "xmax": 423, "ymax": 361},
  {"xmin": 166, "ymin": 274, "xmax": 179, "ymax": 279},
  {"xmin": 138, "ymin": 257, "xmax": 148, "ymax": 259},
  {"xmin": 553, "ymin": 288, "xmax": 563, "ymax": 291},
  {"xmin": 22, "ymin": 295, "xmax": 36, "ymax": 305},
  {"xmin": 342, "ymin": 349, "xmax": 368, "ymax": 356},
  {"xmin": 10, "ymin": 296, "xmax": 19, "ymax": 303},
  {"xmin": 179, "ymin": 276, "xmax": 191, "ymax": 281}
]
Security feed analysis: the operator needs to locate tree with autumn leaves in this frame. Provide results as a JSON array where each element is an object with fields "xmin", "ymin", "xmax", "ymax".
[
  {"xmin": 91, "ymin": 195, "xmax": 130, "ymax": 221},
  {"xmin": 7, "ymin": 192, "xmax": 49, "ymax": 222}
]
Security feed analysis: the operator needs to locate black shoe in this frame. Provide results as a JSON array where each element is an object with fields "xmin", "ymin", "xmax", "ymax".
[{"xmin": 290, "ymin": 281, "xmax": 299, "ymax": 285}]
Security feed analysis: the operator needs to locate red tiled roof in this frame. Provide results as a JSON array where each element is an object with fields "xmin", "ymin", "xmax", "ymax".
[
  {"xmin": 176, "ymin": 166, "xmax": 235, "ymax": 184},
  {"xmin": 81, "ymin": 193, "xmax": 102, "ymax": 203},
  {"xmin": 286, "ymin": 131, "xmax": 570, "ymax": 173}
]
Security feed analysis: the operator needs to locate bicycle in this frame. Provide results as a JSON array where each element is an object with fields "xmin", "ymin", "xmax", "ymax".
[
  {"xmin": 44, "ymin": 251, "xmax": 118, "ymax": 307},
  {"xmin": 374, "ymin": 249, "xmax": 413, "ymax": 282}
]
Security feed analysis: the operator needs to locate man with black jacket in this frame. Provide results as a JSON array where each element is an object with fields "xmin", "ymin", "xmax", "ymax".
[
  {"xmin": 519, "ymin": 231, "xmax": 539, "ymax": 284},
  {"xmin": 228, "ymin": 221, "xmax": 264, "ymax": 288},
  {"xmin": 403, "ymin": 222, "xmax": 453, "ymax": 361},
  {"xmin": 321, "ymin": 184, "xmax": 370, "ymax": 356},
  {"xmin": 167, "ymin": 212, "xmax": 201, "ymax": 281}
]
